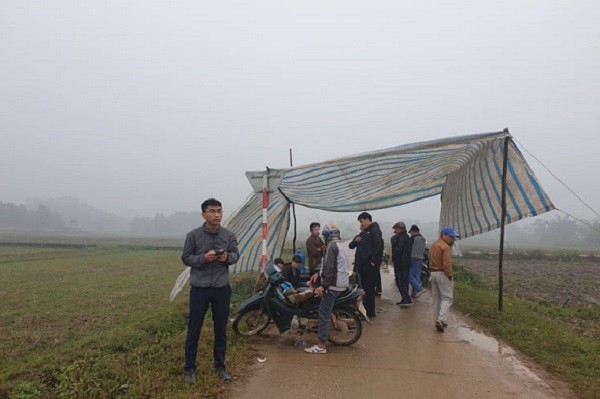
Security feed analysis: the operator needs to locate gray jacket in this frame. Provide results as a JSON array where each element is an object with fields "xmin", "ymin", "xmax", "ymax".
[
  {"xmin": 181, "ymin": 224, "xmax": 239, "ymax": 288},
  {"xmin": 410, "ymin": 233, "xmax": 427, "ymax": 260}
]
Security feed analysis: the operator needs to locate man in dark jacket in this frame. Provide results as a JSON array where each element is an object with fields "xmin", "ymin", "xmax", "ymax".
[
  {"xmin": 391, "ymin": 221, "xmax": 412, "ymax": 307},
  {"xmin": 281, "ymin": 254, "xmax": 303, "ymax": 288},
  {"xmin": 349, "ymin": 212, "xmax": 383, "ymax": 317},
  {"xmin": 181, "ymin": 198, "xmax": 239, "ymax": 384}
]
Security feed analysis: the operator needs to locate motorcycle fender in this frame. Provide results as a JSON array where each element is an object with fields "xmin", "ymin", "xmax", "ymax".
[
  {"xmin": 358, "ymin": 301, "xmax": 370, "ymax": 323},
  {"xmin": 236, "ymin": 293, "xmax": 264, "ymax": 314}
]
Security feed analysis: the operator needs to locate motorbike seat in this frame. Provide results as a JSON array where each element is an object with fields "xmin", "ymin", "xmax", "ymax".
[{"xmin": 335, "ymin": 284, "xmax": 360, "ymax": 301}]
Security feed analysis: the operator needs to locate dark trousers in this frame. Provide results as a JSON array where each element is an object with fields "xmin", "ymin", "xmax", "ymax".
[
  {"xmin": 375, "ymin": 265, "xmax": 382, "ymax": 293},
  {"xmin": 358, "ymin": 261, "xmax": 377, "ymax": 316},
  {"xmin": 185, "ymin": 285, "xmax": 231, "ymax": 371},
  {"xmin": 394, "ymin": 262, "xmax": 412, "ymax": 304}
]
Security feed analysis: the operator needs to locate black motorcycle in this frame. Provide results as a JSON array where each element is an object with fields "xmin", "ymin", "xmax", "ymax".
[
  {"xmin": 232, "ymin": 261, "xmax": 366, "ymax": 346},
  {"xmin": 421, "ymin": 248, "xmax": 431, "ymax": 283}
]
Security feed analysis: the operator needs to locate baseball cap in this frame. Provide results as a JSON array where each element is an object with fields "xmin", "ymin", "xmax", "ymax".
[
  {"xmin": 441, "ymin": 227, "xmax": 459, "ymax": 238},
  {"xmin": 392, "ymin": 221, "xmax": 406, "ymax": 229},
  {"xmin": 409, "ymin": 224, "xmax": 419, "ymax": 232}
]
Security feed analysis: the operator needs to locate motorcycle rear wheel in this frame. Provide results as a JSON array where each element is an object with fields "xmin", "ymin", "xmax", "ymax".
[
  {"xmin": 232, "ymin": 308, "xmax": 271, "ymax": 336},
  {"xmin": 328, "ymin": 307, "xmax": 362, "ymax": 346}
]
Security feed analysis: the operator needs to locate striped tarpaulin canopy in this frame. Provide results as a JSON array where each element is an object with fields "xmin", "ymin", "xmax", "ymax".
[{"xmin": 226, "ymin": 131, "xmax": 554, "ymax": 273}]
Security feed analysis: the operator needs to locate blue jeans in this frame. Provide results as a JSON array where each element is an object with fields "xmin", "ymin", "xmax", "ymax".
[
  {"xmin": 318, "ymin": 289, "xmax": 342, "ymax": 343},
  {"xmin": 409, "ymin": 259, "xmax": 424, "ymax": 296},
  {"xmin": 185, "ymin": 285, "xmax": 231, "ymax": 371}
]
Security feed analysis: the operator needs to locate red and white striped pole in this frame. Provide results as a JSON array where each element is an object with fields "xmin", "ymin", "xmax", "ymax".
[{"xmin": 261, "ymin": 174, "xmax": 269, "ymax": 271}]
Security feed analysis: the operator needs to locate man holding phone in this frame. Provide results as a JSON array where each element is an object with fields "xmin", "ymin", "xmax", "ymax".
[{"xmin": 181, "ymin": 198, "xmax": 239, "ymax": 383}]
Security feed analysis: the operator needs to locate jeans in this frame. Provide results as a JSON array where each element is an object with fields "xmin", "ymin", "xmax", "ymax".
[
  {"xmin": 318, "ymin": 289, "xmax": 342, "ymax": 343},
  {"xmin": 184, "ymin": 285, "xmax": 231, "ymax": 371},
  {"xmin": 409, "ymin": 259, "xmax": 424, "ymax": 296}
]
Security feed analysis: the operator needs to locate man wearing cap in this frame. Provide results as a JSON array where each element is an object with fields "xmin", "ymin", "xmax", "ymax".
[
  {"xmin": 430, "ymin": 227, "xmax": 458, "ymax": 332},
  {"xmin": 408, "ymin": 225, "xmax": 427, "ymax": 299},
  {"xmin": 391, "ymin": 221, "xmax": 412, "ymax": 307}
]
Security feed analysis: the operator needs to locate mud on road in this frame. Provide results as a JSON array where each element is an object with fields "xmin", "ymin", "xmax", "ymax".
[{"xmin": 228, "ymin": 268, "xmax": 577, "ymax": 399}]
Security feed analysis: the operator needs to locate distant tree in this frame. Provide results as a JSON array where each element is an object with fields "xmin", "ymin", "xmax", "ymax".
[
  {"xmin": 153, "ymin": 213, "xmax": 170, "ymax": 235},
  {"xmin": 0, "ymin": 202, "xmax": 28, "ymax": 226}
]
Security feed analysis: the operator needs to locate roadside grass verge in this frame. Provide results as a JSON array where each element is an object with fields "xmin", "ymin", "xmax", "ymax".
[
  {"xmin": 0, "ymin": 245, "xmax": 261, "ymax": 399},
  {"xmin": 454, "ymin": 263, "xmax": 600, "ymax": 399}
]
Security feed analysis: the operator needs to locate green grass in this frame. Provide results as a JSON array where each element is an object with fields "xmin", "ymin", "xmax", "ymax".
[
  {"xmin": 454, "ymin": 264, "xmax": 600, "ymax": 399},
  {"xmin": 0, "ymin": 245, "xmax": 261, "ymax": 399},
  {"xmin": 5, "ymin": 244, "xmax": 598, "ymax": 398}
]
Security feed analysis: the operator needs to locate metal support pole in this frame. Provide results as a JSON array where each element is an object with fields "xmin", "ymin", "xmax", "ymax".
[
  {"xmin": 498, "ymin": 131, "xmax": 510, "ymax": 312},
  {"xmin": 290, "ymin": 148, "xmax": 297, "ymax": 253}
]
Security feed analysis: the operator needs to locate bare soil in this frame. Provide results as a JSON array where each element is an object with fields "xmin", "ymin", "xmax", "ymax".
[{"xmin": 458, "ymin": 257, "xmax": 600, "ymax": 309}]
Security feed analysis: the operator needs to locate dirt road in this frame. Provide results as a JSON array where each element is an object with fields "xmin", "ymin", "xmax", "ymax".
[{"xmin": 229, "ymin": 268, "xmax": 574, "ymax": 399}]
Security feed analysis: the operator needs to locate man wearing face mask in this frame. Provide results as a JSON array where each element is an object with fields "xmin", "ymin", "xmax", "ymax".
[{"xmin": 181, "ymin": 198, "xmax": 240, "ymax": 384}]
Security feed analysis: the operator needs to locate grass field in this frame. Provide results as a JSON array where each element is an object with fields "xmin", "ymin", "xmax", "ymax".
[
  {"xmin": 0, "ymin": 244, "xmax": 259, "ymax": 399},
  {"xmin": 2, "ymin": 243, "xmax": 599, "ymax": 399}
]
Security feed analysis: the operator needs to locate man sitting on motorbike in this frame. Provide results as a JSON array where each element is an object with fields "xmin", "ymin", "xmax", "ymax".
[
  {"xmin": 305, "ymin": 223, "xmax": 350, "ymax": 354},
  {"xmin": 281, "ymin": 254, "xmax": 303, "ymax": 289}
]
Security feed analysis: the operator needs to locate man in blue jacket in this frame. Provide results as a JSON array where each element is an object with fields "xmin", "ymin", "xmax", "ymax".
[{"xmin": 181, "ymin": 198, "xmax": 239, "ymax": 384}]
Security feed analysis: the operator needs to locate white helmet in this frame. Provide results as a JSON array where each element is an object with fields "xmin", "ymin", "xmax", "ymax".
[{"xmin": 322, "ymin": 223, "xmax": 341, "ymax": 242}]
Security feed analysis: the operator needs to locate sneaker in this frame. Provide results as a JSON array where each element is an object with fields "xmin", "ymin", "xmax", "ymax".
[
  {"xmin": 399, "ymin": 302, "xmax": 413, "ymax": 308},
  {"xmin": 304, "ymin": 344, "xmax": 327, "ymax": 354},
  {"xmin": 415, "ymin": 289, "xmax": 426, "ymax": 298},
  {"xmin": 435, "ymin": 321, "xmax": 445, "ymax": 333},
  {"xmin": 215, "ymin": 367, "xmax": 232, "ymax": 382},
  {"xmin": 184, "ymin": 370, "xmax": 196, "ymax": 384}
]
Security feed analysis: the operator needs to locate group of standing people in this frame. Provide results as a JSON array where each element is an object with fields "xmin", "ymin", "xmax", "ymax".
[{"xmin": 179, "ymin": 197, "xmax": 458, "ymax": 383}]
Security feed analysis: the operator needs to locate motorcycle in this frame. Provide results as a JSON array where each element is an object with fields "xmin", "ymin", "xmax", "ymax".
[
  {"xmin": 421, "ymin": 248, "xmax": 431, "ymax": 283},
  {"xmin": 232, "ymin": 261, "xmax": 366, "ymax": 346}
]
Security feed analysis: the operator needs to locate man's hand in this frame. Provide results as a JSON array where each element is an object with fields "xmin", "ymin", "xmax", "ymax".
[
  {"xmin": 314, "ymin": 286, "xmax": 325, "ymax": 297},
  {"xmin": 204, "ymin": 250, "xmax": 228, "ymax": 262},
  {"xmin": 308, "ymin": 273, "xmax": 319, "ymax": 287},
  {"xmin": 354, "ymin": 235, "xmax": 362, "ymax": 242}
]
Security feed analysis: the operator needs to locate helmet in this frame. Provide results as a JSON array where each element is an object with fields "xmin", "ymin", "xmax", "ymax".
[{"xmin": 322, "ymin": 223, "xmax": 341, "ymax": 242}]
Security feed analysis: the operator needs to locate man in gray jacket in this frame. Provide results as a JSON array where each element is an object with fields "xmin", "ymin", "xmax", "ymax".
[
  {"xmin": 181, "ymin": 198, "xmax": 239, "ymax": 383},
  {"xmin": 409, "ymin": 224, "xmax": 427, "ymax": 298},
  {"xmin": 305, "ymin": 223, "xmax": 350, "ymax": 354}
]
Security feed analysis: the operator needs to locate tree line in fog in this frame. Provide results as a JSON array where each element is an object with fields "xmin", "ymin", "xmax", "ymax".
[{"xmin": 1, "ymin": 198, "xmax": 599, "ymax": 248}]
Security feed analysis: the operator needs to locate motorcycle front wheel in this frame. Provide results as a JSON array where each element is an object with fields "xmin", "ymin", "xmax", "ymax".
[
  {"xmin": 232, "ymin": 308, "xmax": 271, "ymax": 336},
  {"xmin": 328, "ymin": 307, "xmax": 362, "ymax": 346}
]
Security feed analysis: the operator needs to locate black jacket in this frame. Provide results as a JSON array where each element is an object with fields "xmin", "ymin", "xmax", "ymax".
[
  {"xmin": 349, "ymin": 222, "xmax": 384, "ymax": 266},
  {"xmin": 391, "ymin": 232, "xmax": 412, "ymax": 269},
  {"xmin": 281, "ymin": 263, "xmax": 301, "ymax": 288}
]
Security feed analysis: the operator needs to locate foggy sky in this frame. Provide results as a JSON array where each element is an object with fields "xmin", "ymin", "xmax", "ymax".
[{"xmin": 1, "ymin": 1, "xmax": 599, "ymax": 227}]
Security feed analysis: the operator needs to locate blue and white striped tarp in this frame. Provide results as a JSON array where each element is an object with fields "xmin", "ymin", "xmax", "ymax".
[{"xmin": 225, "ymin": 131, "xmax": 554, "ymax": 273}]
